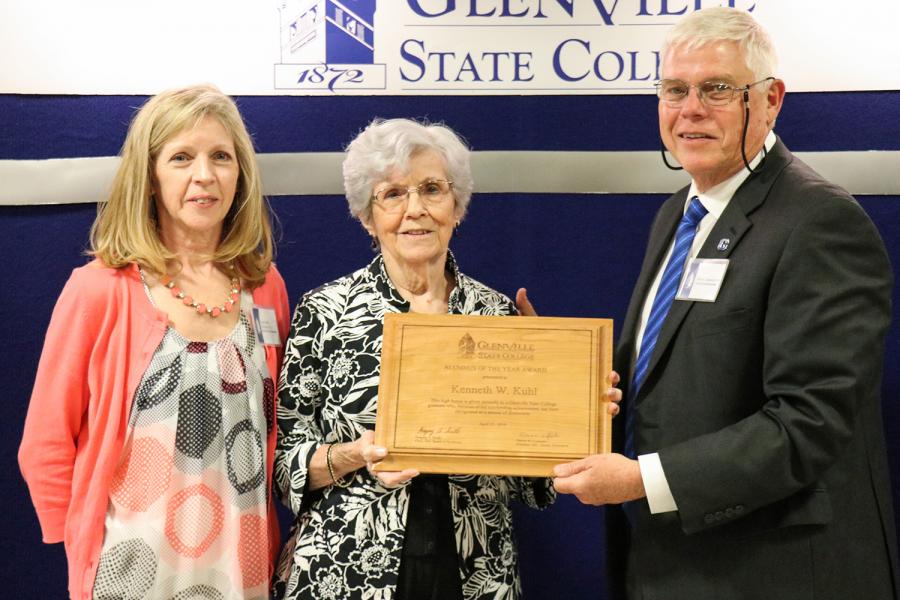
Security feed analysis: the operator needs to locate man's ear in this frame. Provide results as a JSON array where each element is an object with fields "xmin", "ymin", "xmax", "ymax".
[{"xmin": 766, "ymin": 78, "xmax": 786, "ymax": 124}]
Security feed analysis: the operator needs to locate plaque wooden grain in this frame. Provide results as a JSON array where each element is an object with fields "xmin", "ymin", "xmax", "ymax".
[{"xmin": 374, "ymin": 313, "xmax": 613, "ymax": 477}]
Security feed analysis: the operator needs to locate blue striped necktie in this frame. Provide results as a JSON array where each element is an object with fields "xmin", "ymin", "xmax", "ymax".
[{"xmin": 625, "ymin": 196, "xmax": 708, "ymax": 458}]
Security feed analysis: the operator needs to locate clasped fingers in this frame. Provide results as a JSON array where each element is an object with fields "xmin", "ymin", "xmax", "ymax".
[{"xmin": 367, "ymin": 462, "xmax": 419, "ymax": 489}]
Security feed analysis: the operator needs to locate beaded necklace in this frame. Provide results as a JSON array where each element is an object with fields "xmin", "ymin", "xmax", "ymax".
[{"xmin": 157, "ymin": 271, "xmax": 241, "ymax": 318}]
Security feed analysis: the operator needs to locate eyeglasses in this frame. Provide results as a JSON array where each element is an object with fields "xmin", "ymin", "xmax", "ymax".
[
  {"xmin": 372, "ymin": 179, "xmax": 454, "ymax": 213},
  {"xmin": 655, "ymin": 77, "xmax": 775, "ymax": 107}
]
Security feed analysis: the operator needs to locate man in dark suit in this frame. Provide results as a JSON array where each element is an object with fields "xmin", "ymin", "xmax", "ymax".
[{"xmin": 551, "ymin": 7, "xmax": 898, "ymax": 599}]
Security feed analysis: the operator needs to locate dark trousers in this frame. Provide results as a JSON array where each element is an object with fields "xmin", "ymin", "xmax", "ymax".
[{"xmin": 395, "ymin": 475, "xmax": 464, "ymax": 600}]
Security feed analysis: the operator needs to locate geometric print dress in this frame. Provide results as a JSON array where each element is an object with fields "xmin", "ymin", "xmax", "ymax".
[{"xmin": 93, "ymin": 290, "xmax": 273, "ymax": 600}]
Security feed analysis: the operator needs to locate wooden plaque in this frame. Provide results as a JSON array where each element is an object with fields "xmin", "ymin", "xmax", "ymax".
[{"xmin": 374, "ymin": 313, "xmax": 613, "ymax": 477}]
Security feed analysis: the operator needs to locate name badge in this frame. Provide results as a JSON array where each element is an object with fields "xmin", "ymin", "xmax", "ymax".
[
  {"xmin": 252, "ymin": 306, "xmax": 281, "ymax": 346},
  {"xmin": 675, "ymin": 259, "xmax": 729, "ymax": 302}
]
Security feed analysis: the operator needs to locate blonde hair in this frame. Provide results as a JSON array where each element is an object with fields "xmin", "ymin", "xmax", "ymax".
[{"xmin": 89, "ymin": 84, "xmax": 274, "ymax": 288}]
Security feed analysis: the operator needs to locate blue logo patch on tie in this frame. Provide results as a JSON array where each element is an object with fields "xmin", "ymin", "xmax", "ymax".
[{"xmin": 717, "ymin": 238, "xmax": 730, "ymax": 251}]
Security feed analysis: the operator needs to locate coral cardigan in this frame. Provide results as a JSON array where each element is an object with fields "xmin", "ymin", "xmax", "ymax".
[{"xmin": 18, "ymin": 260, "xmax": 290, "ymax": 600}]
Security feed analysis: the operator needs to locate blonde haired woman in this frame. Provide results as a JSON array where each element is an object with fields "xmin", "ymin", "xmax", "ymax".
[{"xmin": 19, "ymin": 84, "xmax": 290, "ymax": 599}]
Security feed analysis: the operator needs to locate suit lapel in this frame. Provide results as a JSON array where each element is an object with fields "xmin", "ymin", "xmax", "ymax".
[
  {"xmin": 636, "ymin": 139, "xmax": 794, "ymax": 400},
  {"xmin": 640, "ymin": 198, "xmax": 686, "ymax": 301},
  {"xmin": 640, "ymin": 205, "xmax": 753, "ymax": 385}
]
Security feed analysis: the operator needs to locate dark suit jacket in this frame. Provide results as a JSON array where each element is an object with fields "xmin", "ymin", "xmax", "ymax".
[{"xmin": 610, "ymin": 139, "xmax": 899, "ymax": 600}]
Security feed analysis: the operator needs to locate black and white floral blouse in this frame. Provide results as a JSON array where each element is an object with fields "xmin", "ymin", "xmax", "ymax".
[{"xmin": 273, "ymin": 252, "xmax": 555, "ymax": 600}]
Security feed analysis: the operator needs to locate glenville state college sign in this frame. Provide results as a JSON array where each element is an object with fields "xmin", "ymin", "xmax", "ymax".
[{"xmin": 274, "ymin": 0, "xmax": 760, "ymax": 95}]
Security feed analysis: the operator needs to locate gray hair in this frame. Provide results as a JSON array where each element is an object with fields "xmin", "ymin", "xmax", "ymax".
[
  {"xmin": 342, "ymin": 118, "xmax": 474, "ymax": 222},
  {"xmin": 661, "ymin": 7, "xmax": 778, "ymax": 81}
]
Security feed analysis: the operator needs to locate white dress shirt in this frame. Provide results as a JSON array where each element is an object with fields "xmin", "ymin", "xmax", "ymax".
[{"xmin": 636, "ymin": 131, "xmax": 776, "ymax": 514}]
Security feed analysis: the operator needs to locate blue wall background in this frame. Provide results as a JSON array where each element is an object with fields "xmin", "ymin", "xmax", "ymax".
[{"xmin": 2, "ymin": 92, "xmax": 899, "ymax": 598}]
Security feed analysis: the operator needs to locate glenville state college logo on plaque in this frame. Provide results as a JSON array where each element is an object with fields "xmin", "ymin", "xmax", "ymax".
[{"xmin": 275, "ymin": 0, "xmax": 386, "ymax": 92}]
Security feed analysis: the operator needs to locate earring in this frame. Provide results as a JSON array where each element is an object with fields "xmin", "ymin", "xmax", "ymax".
[
  {"xmin": 454, "ymin": 221, "xmax": 461, "ymax": 237},
  {"xmin": 370, "ymin": 236, "xmax": 379, "ymax": 251}
]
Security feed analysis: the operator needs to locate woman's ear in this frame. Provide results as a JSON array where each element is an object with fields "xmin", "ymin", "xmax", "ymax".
[
  {"xmin": 453, "ymin": 197, "xmax": 465, "ymax": 222},
  {"xmin": 361, "ymin": 215, "xmax": 376, "ymax": 238}
]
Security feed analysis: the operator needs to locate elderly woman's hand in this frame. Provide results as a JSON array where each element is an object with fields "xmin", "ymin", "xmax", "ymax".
[
  {"xmin": 515, "ymin": 288, "xmax": 538, "ymax": 317},
  {"xmin": 311, "ymin": 430, "xmax": 417, "ymax": 490},
  {"xmin": 356, "ymin": 430, "xmax": 420, "ymax": 488}
]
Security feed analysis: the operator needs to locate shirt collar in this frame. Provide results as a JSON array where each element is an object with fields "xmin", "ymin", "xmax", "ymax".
[
  {"xmin": 687, "ymin": 130, "xmax": 776, "ymax": 217},
  {"xmin": 366, "ymin": 250, "xmax": 463, "ymax": 312}
]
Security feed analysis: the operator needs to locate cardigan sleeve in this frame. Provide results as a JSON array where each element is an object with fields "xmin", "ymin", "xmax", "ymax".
[
  {"xmin": 18, "ymin": 268, "xmax": 101, "ymax": 543},
  {"xmin": 266, "ymin": 264, "xmax": 291, "ymax": 344},
  {"xmin": 258, "ymin": 264, "xmax": 292, "ymax": 381}
]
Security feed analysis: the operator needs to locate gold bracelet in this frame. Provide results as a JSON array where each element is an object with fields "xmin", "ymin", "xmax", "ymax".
[{"xmin": 326, "ymin": 443, "xmax": 353, "ymax": 488}]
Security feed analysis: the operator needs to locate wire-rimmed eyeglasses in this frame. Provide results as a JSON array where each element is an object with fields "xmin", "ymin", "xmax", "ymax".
[
  {"xmin": 372, "ymin": 179, "xmax": 454, "ymax": 213},
  {"xmin": 655, "ymin": 77, "xmax": 775, "ymax": 107}
]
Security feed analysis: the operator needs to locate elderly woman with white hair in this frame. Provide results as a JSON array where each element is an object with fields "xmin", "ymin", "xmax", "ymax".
[{"xmin": 272, "ymin": 118, "xmax": 555, "ymax": 600}]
